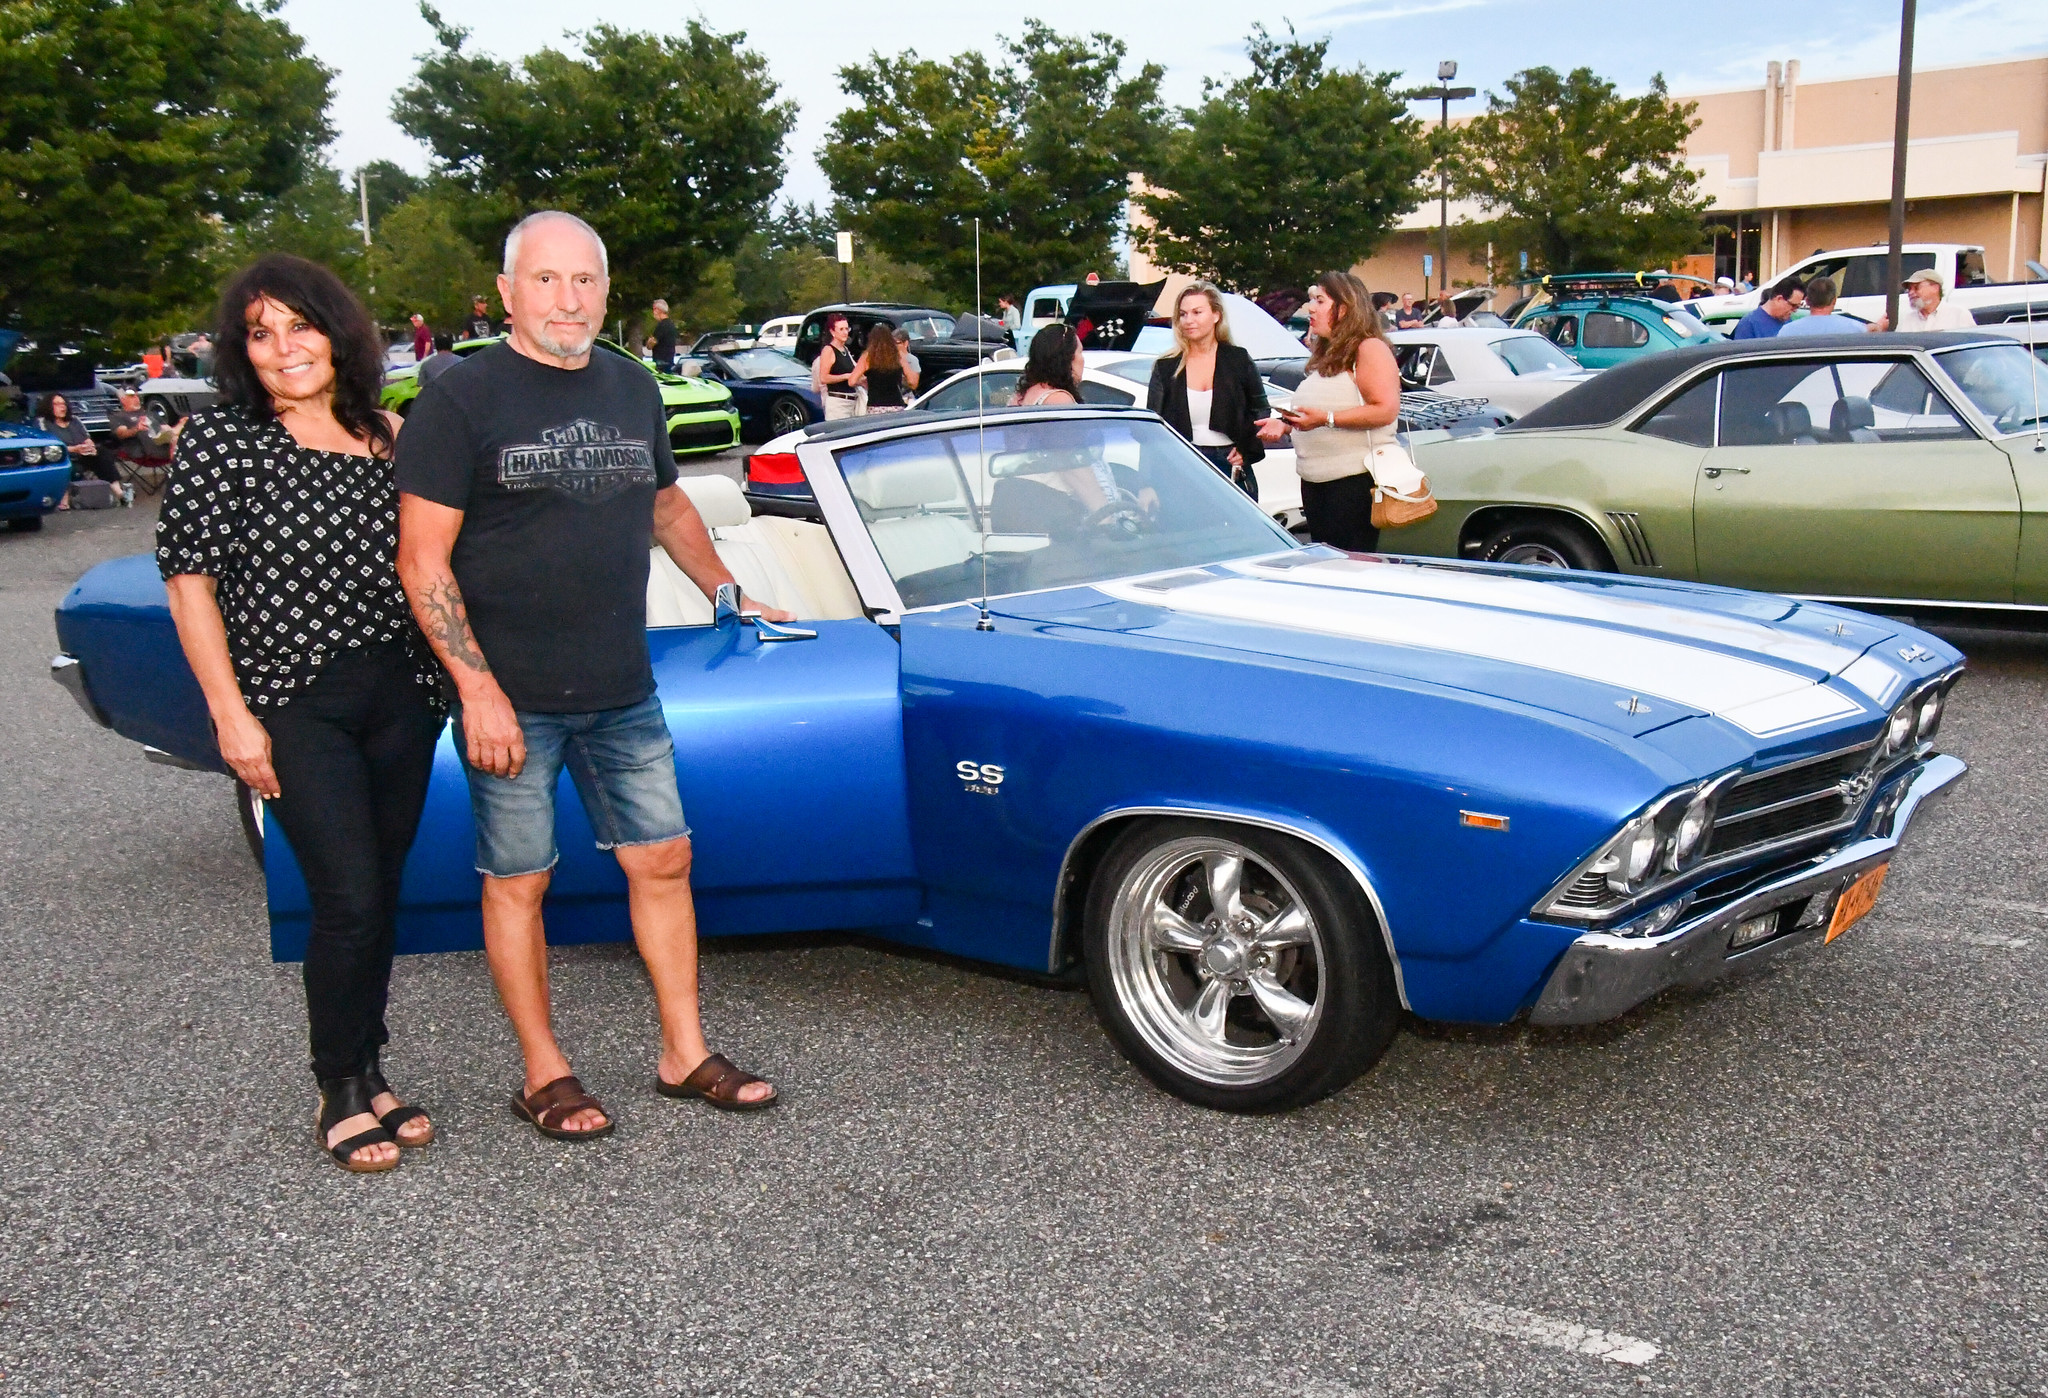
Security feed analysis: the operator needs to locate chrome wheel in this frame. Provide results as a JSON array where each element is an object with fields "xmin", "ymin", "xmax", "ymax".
[
  {"xmin": 1105, "ymin": 835, "xmax": 1326, "ymax": 1088},
  {"xmin": 1495, "ymin": 541, "xmax": 1573, "ymax": 568}
]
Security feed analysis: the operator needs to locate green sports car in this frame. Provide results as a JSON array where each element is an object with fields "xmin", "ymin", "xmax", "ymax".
[
  {"xmin": 1397, "ymin": 332, "xmax": 2048, "ymax": 611},
  {"xmin": 381, "ymin": 335, "xmax": 741, "ymax": 456}
]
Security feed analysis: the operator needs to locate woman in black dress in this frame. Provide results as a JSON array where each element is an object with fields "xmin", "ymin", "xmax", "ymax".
[
  {"xmin": 158, "ymin": 254, "xmax": 447, "ymax": 1174},
  {"xmin": 1145, "ymin": 283, "xmax": 1280, "ymax": 500}
]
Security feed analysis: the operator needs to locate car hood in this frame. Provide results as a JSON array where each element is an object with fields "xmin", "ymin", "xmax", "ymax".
[
  {"xmin": 996, "ymin": 549, "xmax": 1943, "ymax": 743},
  {"xmin": 658, "ymin": 375, "xmax": 734, "ymax": 407},
  {"xmin": 0, "ymin": 421, "xmax": 60, "ymax": 445}
]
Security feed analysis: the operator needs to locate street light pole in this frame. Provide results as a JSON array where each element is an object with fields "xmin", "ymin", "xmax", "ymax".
[
  {"xmin": 1404, "ymin": 65, "xmax": 1476, "ymax": 301},
  {"xmin": 1884, "ymin": 0, "xmax": 1917, "ymax": 331}
]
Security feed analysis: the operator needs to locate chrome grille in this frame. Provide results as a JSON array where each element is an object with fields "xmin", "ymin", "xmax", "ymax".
[
  {"xmin": 1705, "ymin": 744, "xmax": 1875, "ymax": 860},
  {"xmin": 1553, "ymin": 869, "xmax": 1612, "ymax": 909}
]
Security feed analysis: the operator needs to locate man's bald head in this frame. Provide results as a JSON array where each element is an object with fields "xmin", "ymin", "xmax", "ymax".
[{"xmin": 502, "ymin": 211, "xmax": 608, "ymax": 280}]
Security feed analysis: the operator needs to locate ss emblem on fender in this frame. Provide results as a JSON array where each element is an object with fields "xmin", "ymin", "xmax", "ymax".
[{"xmin": 956, "ymin": 760, "xmax": 1005, "ymax": 795}]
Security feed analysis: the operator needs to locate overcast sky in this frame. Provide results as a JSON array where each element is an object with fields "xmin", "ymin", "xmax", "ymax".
[{"xmin": 280, "ymin": 0, "xmax": 2046, "ymax": 208}]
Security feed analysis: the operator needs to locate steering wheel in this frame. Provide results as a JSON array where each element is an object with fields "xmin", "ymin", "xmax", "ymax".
[{"xmin": 1079, "ymin": 486, "xmax": 1148, "ymax": 540}]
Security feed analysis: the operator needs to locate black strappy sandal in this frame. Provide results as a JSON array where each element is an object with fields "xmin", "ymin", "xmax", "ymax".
[
  {"xmin": 364, "ymin": 1063, "xmax": 434, "ymax": 1148},
  {"xmin": 316, "ymin": 1073, "xmax": 400, "ymax": 1174}
]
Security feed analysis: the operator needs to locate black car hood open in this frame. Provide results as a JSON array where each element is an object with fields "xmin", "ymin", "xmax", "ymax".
[{"xmin": 1066, "ymin": 280, "xmax": 1166, "ymax": 351}]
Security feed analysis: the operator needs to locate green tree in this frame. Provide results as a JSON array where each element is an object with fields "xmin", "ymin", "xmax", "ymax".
[
  {"xmin": 1448, "ymin": 67, "xmax": 1708, "ymax": 276},
  {"xmin": 393, "ymin": 6, "xmax": 795, "ymax": 318},
  {"xmin": 365, "ymin": 187, "xmax": 496, "ymax": 331},
  {"xmin": 357, "ymin": 159, "xmax": 424, "ymax": 232},
  {"xmin": 215, "ymin": 164, "xmax": 370, "ymax": 299},
  {"xmin": 1135, "ymin": 27, "xmax": 1425, "ymax": 295},
  {"xmin": 821, "ymin": 22, "xmax": 1164, "ymax": 306},
  {"xmin": 0, "ymin": 0, "xmax": 334, "ymax": 355}
]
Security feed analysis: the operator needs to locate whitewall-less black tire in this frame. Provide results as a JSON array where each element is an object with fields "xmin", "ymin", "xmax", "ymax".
[{"xmin": 1082, "ymin": 818, "xmax": 1400, "ymax": 1113}]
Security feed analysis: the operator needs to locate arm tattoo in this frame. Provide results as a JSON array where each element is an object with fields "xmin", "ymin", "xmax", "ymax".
[{"xmin": 414, "ymin": 574, "xmax": 490, "ymax": 674}]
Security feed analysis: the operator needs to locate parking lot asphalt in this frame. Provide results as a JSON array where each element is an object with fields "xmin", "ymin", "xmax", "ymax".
[{"xmin": 1, "ymin": 488, "xmax": 2042, "ymax": 1396}]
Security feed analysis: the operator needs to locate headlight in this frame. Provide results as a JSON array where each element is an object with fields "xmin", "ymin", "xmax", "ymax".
[
  {"xmin": 1539, "ymin": 768, "xmax": 1742, "ymax": 919},
  {"xmin": 1671, "ymin": 791, "xmax": 1714, "ymax": 868},
  {"xmin": 1916, "ymin": 687, "xmax": 1945, "ymax": 740},
  {"xmin": 1882, "ymin": 704, "xmax": 1916, "ymax": 756}
]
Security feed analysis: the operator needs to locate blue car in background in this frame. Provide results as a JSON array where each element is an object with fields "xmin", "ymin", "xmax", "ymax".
[
  {"xmin": 1, "ymin": 421, "xmax": 72, "ymax": 531},
  {"xmin": 1513, "ymin": 272, "xmax": 1720, "ymax": 369},
  {"xmin": 51, "ymin": 407, "xmax": 1965, "ymax": 1112},
  {"xmin": 677, "ymin": 345, "xmax": 821, "ymax": 442}
]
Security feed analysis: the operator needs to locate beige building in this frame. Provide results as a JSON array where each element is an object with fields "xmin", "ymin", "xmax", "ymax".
[{"xmin": 1134, "ymin": 54, "xmax": 2048, "ymax": 307}]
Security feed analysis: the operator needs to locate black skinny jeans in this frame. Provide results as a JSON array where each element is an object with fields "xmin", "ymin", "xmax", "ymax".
[
  {"xmin": 1301, "ymin": 473, "xmax": 1380, "ymax": 552},
  {"xmin": 258, "ymin": 642, "xmax": 441, "ymax": 1081}
]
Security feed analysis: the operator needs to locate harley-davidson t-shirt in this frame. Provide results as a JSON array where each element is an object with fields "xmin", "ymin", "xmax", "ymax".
[{"xmin": 395, "ymin": 340, "xmax": 679, "ymax": 713}]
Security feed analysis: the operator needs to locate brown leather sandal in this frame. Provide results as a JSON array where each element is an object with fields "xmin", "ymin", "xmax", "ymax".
[
  {"xmin": 510, "ymin": 1075, "xmax": 614, "ymax": 1141},
  {"xmin": 657, "ymin": 1053, "xmax": 779, "ymax": 1112}
]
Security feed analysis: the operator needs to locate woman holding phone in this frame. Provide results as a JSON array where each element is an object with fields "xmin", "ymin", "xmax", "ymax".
[{"xmin": 1269, "ymin": 271, "xmax": 1402, "ymax": 552}]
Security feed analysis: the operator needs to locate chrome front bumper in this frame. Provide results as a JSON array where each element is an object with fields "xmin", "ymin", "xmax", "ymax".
[
  {"xmin": 50, "ymin": 653, "xmax": 109, "ymax": 727},
  {"xmin": 1528, "ymin": 753, "xmax": 1965, "ymax": 1026}
]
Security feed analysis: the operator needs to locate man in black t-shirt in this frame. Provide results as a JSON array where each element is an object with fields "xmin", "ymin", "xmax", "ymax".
[
  {"xmin": 396, "ymin": 210, "xmax": 786, "ymax": 1135},
  {"xmin": 649, "ymin": 298, "xmax": 678, "ymax": 372},
  {"xmin": 464, "ymin": 295, "xmax": 496, "ymax": 342}
]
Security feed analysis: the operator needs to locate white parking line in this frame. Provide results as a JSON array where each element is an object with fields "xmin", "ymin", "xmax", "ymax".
[
  {"xmin": 1439, "ymin": 1293, "xmax": 1663, "ymax": 1366},
  {"xmin": 1890, "ymin": 922, "xmax": 2034, "ymax": 950}
]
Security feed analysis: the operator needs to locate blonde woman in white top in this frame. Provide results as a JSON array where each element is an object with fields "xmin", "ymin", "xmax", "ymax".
[{"xmin": 1273, "ymin": 270, "xmax": 1403, "ymax": 551}]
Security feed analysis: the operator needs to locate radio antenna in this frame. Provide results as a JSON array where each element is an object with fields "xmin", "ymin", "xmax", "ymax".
[
  {"xmin": 2027, "ymin": 262, "xmax": 2044, "ymax": 454},
  {"xmin": 974, "ymin": 215, "xmax": 994, "ymax": 630}
]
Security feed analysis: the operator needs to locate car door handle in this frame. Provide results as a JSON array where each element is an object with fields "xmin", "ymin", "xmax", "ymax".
[{"xmin": 1702, "ymin": 466, "xmax": 1751, "ymax": 479}]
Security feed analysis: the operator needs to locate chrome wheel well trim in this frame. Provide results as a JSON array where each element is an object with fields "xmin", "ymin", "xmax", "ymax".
[
  {"xmin": 1050, "ymin": 804, "xmax": 1409, "ymax": 1010},
  {"xmin": 1456, "ymin": 503, "xmax": 1620, "ymax": 568}
]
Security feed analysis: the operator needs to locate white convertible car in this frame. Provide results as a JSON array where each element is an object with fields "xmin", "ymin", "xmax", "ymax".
[{"xmin": 1388, "ymin": 327, "xmax": 1596, "ymax": 417}]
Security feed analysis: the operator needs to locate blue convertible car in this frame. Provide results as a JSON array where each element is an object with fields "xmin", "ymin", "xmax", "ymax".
[{"xmin": 52, "ymin": 408, "xmax": 1965, "ymax": 1112}]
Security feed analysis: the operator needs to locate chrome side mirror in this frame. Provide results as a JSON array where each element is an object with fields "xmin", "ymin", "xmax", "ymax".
[{"xmin": 712, "ymin": 581, "xmax": 817, "ymax": 642}]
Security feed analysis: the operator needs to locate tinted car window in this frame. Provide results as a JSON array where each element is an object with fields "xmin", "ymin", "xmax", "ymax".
[
  {"xmin": 1078, "ymin": 379, "xmax": 1135, "ymax": 406},
  {"xmin": 1491, "ymin": 336, "xmax": 1577, "ymax": 375},
  {"xmin": 1720, "ymin": 359, "xmax": 1971, "ymax": 447},
  {"xmin": 1030, "ymin": 298, "xmax": 1063, "ymax": 319},
  {"xmin": 1584, "ymin": 311, "xmax": 1650, "ymax": 350},
  {"xmin": 1427, "ymin": 352, "xmax": 1456, "ymax": 387},
  {"xmin": 1841, "ymin": 253, "xmax": 1933, "ymax": 298},
  {"xmin": 922, "ymin": 371, "xmax": 1020, "ymax": 413},
  {"xmin": 1633, "ymin": 374, "xmax": 1718, "ymax": 447}
]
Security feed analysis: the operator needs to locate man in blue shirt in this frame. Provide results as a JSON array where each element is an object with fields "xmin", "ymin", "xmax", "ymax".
[
  {"xmin": 1732, "ymin": 280, "xmax": 1804, "ymax": 340},
  {"xmin": 1777, "ymin": 276, "xmax": 1870, "ymax": 337}
]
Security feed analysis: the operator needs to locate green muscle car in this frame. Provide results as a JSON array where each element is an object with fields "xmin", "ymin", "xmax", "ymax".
[
  {"xmin": 1398, "ymin": 332, "xmax": 2048, "ymax": 610},
  {"xmin": 382, "ymin": 335, "xmax": 740, "ymax": 456}
]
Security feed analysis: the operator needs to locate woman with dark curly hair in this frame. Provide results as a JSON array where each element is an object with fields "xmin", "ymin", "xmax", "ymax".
[{"xmin": 157, "ymin": 254, "xmax": 447, "ymax": 1174}]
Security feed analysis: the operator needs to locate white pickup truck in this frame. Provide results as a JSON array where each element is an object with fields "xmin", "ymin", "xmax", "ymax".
[{"xmin": 1693, "ymin": 243, "xmax": 2048, "ymax": 327}]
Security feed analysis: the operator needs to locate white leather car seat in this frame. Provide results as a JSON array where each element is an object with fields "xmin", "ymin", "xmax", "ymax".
[
  {"xmin": 646, "ymin": 474, "xmax": 865, "ymax": 627},
  {"xmin": 850, "ymin": 455, "xmax": 982, "ymax": 583}
]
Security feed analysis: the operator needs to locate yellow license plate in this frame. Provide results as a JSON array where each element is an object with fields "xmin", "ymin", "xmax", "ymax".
[{"xmin": 1825, "ymin": 864, "xmax": 1889, "ymax": 943}]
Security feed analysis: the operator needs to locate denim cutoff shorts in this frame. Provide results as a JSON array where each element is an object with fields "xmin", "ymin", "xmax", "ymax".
[{"xmin": 452, "ymin": 693, "xmax": 690, "ymax": 878}]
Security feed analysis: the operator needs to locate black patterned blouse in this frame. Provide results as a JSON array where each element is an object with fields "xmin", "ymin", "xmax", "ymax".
[{"xmin": 155, "ymin": 406, "xmax": 445, "ymax": 712}]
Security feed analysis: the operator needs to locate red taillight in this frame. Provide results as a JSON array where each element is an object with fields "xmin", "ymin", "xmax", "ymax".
[{"xmin": 747, "ymin": 451, "xmax": 804, "ymax": 485}]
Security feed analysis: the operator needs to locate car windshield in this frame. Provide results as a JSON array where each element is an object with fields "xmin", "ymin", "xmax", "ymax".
[
  {"xmin": 717, "ymin": 348, "xmax": 807, "ymax": 380},
  {"xmin": 1937, "ymin": 344, "xmax": 2048, "ymax": 434},
  {"xmin": 834, "ymin": 416, "xmax": 1294, "ymax": 610},
  {"xmin": 1096, "ymin": 358, "xmax": 1155, "ymax": 386},
  {"xmin": 899, "ymin": 315, "xmax": 955, "ymax": 342},
  {"xmin": 1490, "ymin": 336, "xmax": 1577, "ymax": 375}
]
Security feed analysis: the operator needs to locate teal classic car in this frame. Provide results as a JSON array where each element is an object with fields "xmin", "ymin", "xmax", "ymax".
[
  {"xmin": 381, "ymin": 335, "xmax": 740, "ymax": 455},
  {"xmin": 1397, "ymin": 332, "xmax": 2048, "ymax": 611},
  {"xmin": 1512, "ymin": 273, "xmax": 1719, "ymax": 369}
]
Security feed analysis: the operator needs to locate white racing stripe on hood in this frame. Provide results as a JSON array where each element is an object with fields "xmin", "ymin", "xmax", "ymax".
[
  {"xmin": 1223, "ymin": 554, "xmax": 1869, "ymax": 675},
  {"xmin": 1099, "ymin": 574, "xmax": 1867, "ymax": 737}
]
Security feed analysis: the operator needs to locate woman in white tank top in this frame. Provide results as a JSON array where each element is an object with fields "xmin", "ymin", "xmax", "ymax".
[{"xmin": 1274, "ymin": 271, "xmax": 1403, "ymax": 551}]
